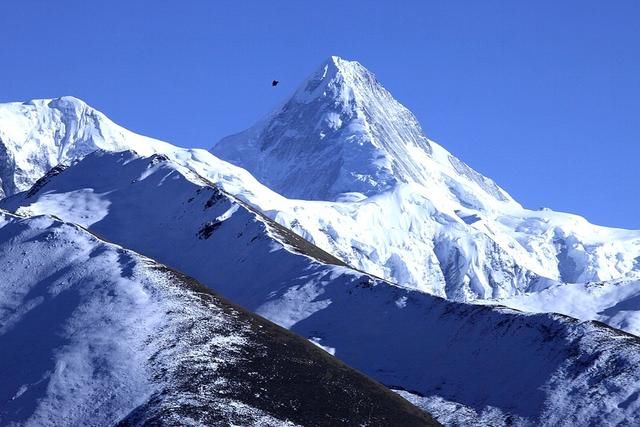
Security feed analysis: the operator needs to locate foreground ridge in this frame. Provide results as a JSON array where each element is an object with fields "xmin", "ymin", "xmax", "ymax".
[{"xmin": 0, "ymin": 209, "xmax": 436, "ymax": 426}]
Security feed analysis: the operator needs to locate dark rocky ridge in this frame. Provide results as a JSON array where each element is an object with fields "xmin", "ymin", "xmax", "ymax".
[
  {"xmin": 0, "ymin": 210, "xmax": 437, "ymax": 426},
  {"xmin": 119, "ymin": 264, "xmax": 438, "ymax": 426}
]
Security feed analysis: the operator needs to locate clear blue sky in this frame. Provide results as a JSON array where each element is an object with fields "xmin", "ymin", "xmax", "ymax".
[{"xmin": 1, "ymin": 1, "xmax": 639, "ymax": 228}]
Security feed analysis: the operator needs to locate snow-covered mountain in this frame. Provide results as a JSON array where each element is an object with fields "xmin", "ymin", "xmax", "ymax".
[
  {"xmin": 211, "ymin": 56, "xmax": 640, "ymax": 300},
  {"xmin": 5, "ymin": 150, "xmax": 640, "ymax": 426},
  {"xmin": 2, "ymin": 57, "xmax": 640, "ymax": 424},
  {"xmin": 2, "ymin": 84, "xmax": 639, "ymax": 302},
  {"xmin": 0, "ymin": 96, "xmax": 172, "ymax": 199},
  {"xmin": 214, "ymin": 56, "xmax": 455, "ymax": 202},
  {"xmin": 0, "ymin": 209, "xmax": 435, "ymax": 426},
  {"xmin": 211, "ymin": 55, "xmax": 516, "ymax": 205}
]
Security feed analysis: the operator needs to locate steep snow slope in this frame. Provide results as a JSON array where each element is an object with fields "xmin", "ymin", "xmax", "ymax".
[
  {"xmin": 489, "ymin": 276, "xmax": 640, "ymax": 336},
  {"xmin": 212, "ymin": 55, "xmax": 516, "ymax": 205},
  {"xmin": 210, "ymin": 56, "xmax": 640, "ymax": 298},
  {"xmin": 215, "ymin": 56, "xmax": 443, "ymax": 201},
  {"xmin": 6, "ymin": 150, "xmax": 640, "ymax": 426},
  {"xmin": 0, "ymin": 96, "xmax": 172, "ymax": 198},
  {"xmin": 0, "ymin": 210, "xmax": 435, "ymax": 426}
]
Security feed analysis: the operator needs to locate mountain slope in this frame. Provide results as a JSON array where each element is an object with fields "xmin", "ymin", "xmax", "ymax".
[
  {"xmin": 210, "ymin": 56, "xmax": 640, "ymax": 298},
  {"xmin": 0, "ymin": 96, "xmax": 172, "ymax": 198},
  {"xmin": 211, "ymin": 55, "xmax": 515, "ymax": 205},
  {"xmin": 0, "ymin": 210, "xmax": 435, "ymax": 426},
  {"xmin": 491, "ymin": 276, "xmax": 640, "ymax": 336},
  {"xmin": 2, "ymin": 90, "xmax": 639, "ymax": 301},
  {"xmin": 214, "ymin": 56, "xmax": 436, "ymax": 201},
  {"xmin": 5, "ymin": 150, "xmax": 640, "ymax": 426}
]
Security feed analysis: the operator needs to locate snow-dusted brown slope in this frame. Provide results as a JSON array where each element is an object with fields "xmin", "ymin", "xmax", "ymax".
[{"xmin": 0, "ymin": 210, "xmax": 435, "ymax": 426}]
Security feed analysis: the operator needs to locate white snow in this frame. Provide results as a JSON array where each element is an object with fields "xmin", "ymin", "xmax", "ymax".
[
  {"xmin": 206, "ymin": 56, "xmax": 640, "ymax": 301},
  {"xmin": 0, "ymin": 212, "xmax": 164, "ymax": 425},
  {"xmin": 2, "ymin": 56, "xmax": 640, "ymax": 425},
  {"xmin": 16, "ymin": 188, "xmax": 111, "ymax": 226},
  {"xmin": 308, "ymin": 337, "xmax": 336, "ymax": 356},
  {"xmin": 489, "ymin": 277, "xmax": 640, "ymax": 336},
  {"xmin": 4, "ymin": 86, "xmax": 639, "ymax": 303},
  {"xmin": 0, "ymin": 97, "xmax": 173, "ymax": 198},
  {"xmin": 0, "ymin": 210, "xmax": 336, "ymax": 426},
  {"xmin": 6, "ymin": 151, "xmax": 640, "ymax": 425}
]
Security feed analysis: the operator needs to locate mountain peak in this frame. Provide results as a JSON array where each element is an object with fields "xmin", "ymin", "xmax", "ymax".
[
  {"xmin": 0, "ymin": 96, "xmax": 171, "ymax": 198},
  {"xmin": 322, "ymin": 55, "xmax": 362, "ymax": 72},
  {"xmin": 212, "ymin": 56, "xmax": 517, "ymax": 205},
  {"xmin": 18, "ymin": 96, "xmax": 92, "ymax": 116},
  {"xmin": 324, "ymin": 55, "xmax": 368, "ymax": 75},
  {"xmin": 212, "ymin": 57, "xmax": 437, "ymax": 200},
  {"xmin": 292, "ymin": 55, "xmax": 381, "ymax": 106},
  {"xmin": 45, "ymin": 95, "xmax": 93, "ymax": 116}
]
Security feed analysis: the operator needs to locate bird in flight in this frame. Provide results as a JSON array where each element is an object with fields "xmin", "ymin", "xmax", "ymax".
[{"xmin": 272, "ymin": 80, "xmax": 279, "ymax": 87}]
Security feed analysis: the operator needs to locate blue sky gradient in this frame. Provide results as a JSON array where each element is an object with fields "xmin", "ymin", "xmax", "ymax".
[{"xmin": 1, "ymin": 1, "xmax": 639, "ymax": 228}]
